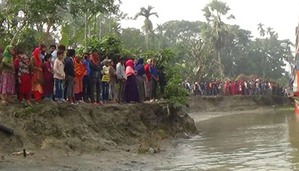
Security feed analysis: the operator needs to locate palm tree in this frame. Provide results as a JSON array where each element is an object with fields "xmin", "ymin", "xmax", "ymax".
[
  {"xmin": 266, "ymin": 27, "xmax": 274, "ymax": 38},
  {"xmin": 134, "ymin": 5, "xmax": 159, "ymax": 50},
  {"xmin": 257, "ymin": 23, "xmax": 265, "ymax": 37},
  {"xmin": 202, "ymin": 0, "xmax": 235, "ymax": 83}
]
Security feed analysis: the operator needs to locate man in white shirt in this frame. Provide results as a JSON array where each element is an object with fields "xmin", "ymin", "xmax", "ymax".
[{"xmin": 116, "ymin": 57, "xmax": 127, "ymax": 103}]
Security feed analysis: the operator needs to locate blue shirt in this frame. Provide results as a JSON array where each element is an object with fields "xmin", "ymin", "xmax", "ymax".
[
  {"xmin": 150, "ymin": 66, "xmax": 158, "ymax": 78},
  {"xmin": 64, "ymin": 57, "xmax": 75, "ymax": 77},
  {"xmin": 83, "ymin": 59, "xmax": 90, "ymax": 78}
]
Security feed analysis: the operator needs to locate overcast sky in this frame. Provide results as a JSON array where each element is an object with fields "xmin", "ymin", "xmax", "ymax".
[{"xmin": 120, "ymin": 0, "xmax": 299, "ymax": 44}]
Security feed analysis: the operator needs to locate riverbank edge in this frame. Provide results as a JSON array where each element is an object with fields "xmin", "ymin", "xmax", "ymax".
[
  {"xmin": 0, "ymin": 100, "xmax": 198, "ymax": 155},
  {"xmin": 187, "ymin": 95, "xmax": 293, "ymax": 113}
]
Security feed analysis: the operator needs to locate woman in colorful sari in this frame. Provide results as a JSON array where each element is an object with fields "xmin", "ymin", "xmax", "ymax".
[
  {"xmin": 31, "ymin": 47, "xmax": 43, "ymax": 104},
  {"xmin": 74, "ymin": 55, "xmax": 86, "ymax": 101},
  {"xmin": 124, "ymin": 60, "xmax": 139, "ymax": 103},
  {"xmin": 0, "ymin": 45, "xmax": 16, "ymax": 104}
]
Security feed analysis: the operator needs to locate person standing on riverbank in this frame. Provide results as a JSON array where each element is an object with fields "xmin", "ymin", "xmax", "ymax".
[
  {"xmin": 31, "ymin": 47, "xmax": 44, "ymax": 104},
  {"xmin": 101, "ymin": 59, "xmax": 110, "ymax": 103},
  {"xmin": 124, "ymin": 60, "xmax": 139, "ymax": 103},
  {"xmin": 53, "ymin": 51, "xmax": 65, "ymax": 103},
  {"xmin": 64, "ymin": 49, "xmax": 76, "ymax": 104},
  {"xmin": 144, "ymin": 59, "xmax": 152, "ymax": 100},
  {"xmin": 82, "ymin": 53, "xmax": 90, "ymax": 103},
  {"xmin": 109, "ymin": 60, "xmax": 117, "ymax": 103},
  {"xmin": 135, "ymin": 58, "xmax": 146, "ymax": 103},
  {"xmin": 89, "ymin": 50, "xmax": 102, "ymax": 105},
  {"xmin": 0, "ymin": 45, "xmax": 16, "ymax": 104},
  {"xmin": 150, "ymin": 59, "xmax": 158, "ymax": 102},
  {"xmin": 43, "ymin": 54, "xmax": 54, "ymax": 99},
  {"xmin": 14, "ymin": 50, "xmax": 21, "ymax": 100},
  {"xmin": 18, "ymin": 54, "xmax": 32, "ymax": 106},
  {"xmin": 116, "ymin": 57, "xmax": 127, "ymax": 103},
  {"xmin": 74, "ymin": 55, "xmax": 86, "ymax": 102}
]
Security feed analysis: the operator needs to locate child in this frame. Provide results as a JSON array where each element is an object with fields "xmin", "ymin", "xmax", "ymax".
[
  {"xmin": 101, "ymin": 59, "xmax": 110, "ymax": 103},
  {"xmin": 43, "ymin": 54, "xmax": 54, "ymax": 99},
  {"xmin": 53, "ymin": 51, "xmax": 65, "ymax": 103},
  {"xmin": 18, "ymin": 54, "xmax": 32, "ymax": 106},
  {"xmin": 82, "ymin": 53, "xmax": 90, "ymax": 103},
  {"xmin": 74, "ymin": 55, "xmax": 87, "ymax": 102},
  {"xmin": 109, "ymin": 60, "xmax": 117, "ymax": 102}
]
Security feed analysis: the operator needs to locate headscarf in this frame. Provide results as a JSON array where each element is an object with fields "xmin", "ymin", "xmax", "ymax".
[
  {"xmin": 2, "ymin": 45, "xmax": 13, "ymax": 64},
  {"xmin": 125, "ymin": 60, "xmax": 135, "ymax": 76},
  {"xmin": 135, "ymin": 58, "xmax": 145, "ymax": 76},
  {"xmin": 74, "ymin": 58, "xmax": 87, "ymax": 77},
  {"xmin": 90, "ymin": 54, "xmax": 100, "ymax": 66},
  {"xmin": 32, "ymin": 47, "xmax": 41, "ymax": 67}
]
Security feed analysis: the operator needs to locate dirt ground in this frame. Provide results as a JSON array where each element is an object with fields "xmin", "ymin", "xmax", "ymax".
[{"xmin": 0, "ymin": 100, "xmax": 197, "ymax": 171}]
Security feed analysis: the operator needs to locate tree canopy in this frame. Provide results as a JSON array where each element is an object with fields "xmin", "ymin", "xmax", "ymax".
[{"xmin": 0, "ymin": 0, "xmax": 293, "ymax": 86}]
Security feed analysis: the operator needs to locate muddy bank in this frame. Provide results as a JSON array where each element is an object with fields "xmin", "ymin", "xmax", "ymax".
[
  {"xmin": 188, "ymin": 95, "xmax": 293, "ymax": 113},
  {"xmin": 0, "ymin": 100, "xmax": 197, "ymax": 155}
]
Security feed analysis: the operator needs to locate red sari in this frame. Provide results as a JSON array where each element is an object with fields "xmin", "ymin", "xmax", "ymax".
[
  {"xmin": 31, "ymin": 48, "xmax": 43, "ymax": 100},
  {"xmin": 225, "ymin": 81, "xmax": 229, "ymax": 95},
  {"xmin": 231, "ymin": 81, "xmax": 236, "ymax": 95},
  {"xmin": 43, "ymin": 62, "xmax": 54, "ymax": 96}
]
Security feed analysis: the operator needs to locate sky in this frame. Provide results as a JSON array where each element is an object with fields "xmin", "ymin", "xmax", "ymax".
[{"xmin": 120, "ymin": 0, "xmax": 299, "ymax": 44}]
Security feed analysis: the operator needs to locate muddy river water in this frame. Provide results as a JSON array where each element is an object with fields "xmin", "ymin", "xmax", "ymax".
[{"xmin": 153, "ymin": 111, "xmax": 299, "ymax": 171}]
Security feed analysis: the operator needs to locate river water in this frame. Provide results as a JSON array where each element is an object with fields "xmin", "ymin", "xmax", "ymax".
[{"xmin": 154, "ymin": 111, "xmax": 299, "ymax": 171}]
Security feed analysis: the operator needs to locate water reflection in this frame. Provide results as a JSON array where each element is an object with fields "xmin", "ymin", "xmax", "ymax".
[
  {"xmin": 156, "ymin": 111, "xmax": 298, "ymax": 171},
  {"xmin": 288, "ymin": 114, "xmax": 299, "ymax": 170}
]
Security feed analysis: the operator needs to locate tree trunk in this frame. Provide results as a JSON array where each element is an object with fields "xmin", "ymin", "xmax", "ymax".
[
  {"xmin": 217, "ymin": 50, "xmax": 223, "ymax": 82},
  {"xmin": 10, "ymin": 22, "xmax": 27, "ymax": 45},
  {"xmin": 98, "ymin": 15, "xmax": 102, "ymax": 40},
  {"xmin": 43, "ymin": 23, "xmax": 52, "ymax": 47},
  {"xmin": 146, "ymin": 31, "xmax": 149, "ymax": 50},
  {"xmin": 263, "ymin": 56, "xmax": 266, "ymax": 80},
  {"xmin": 84, "ymin": 11, "xmax": 88, "ymax": 53},
  {"xmin": 218, "ymin": 50, "xmax": 225, "ymax": 95}
]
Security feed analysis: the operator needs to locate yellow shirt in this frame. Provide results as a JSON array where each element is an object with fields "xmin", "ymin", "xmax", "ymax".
[{"xmin": 102, "ymin": 66, "xmax": 110, "ymax": 82}]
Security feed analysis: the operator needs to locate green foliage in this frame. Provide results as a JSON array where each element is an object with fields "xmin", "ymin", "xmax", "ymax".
[
  {"xmin": 121, "ymin": 28, "xmax": 146, "ymax": 51},
  {"xmin": 164, "ymin": 66, "xmax": 188, "ymax": 108},
  {"xmin": 276, "ymin": 76, "xmax": 289, "ymax": 87},
  {"xmin": 77, "ymin": 34, "xmax": 123, "ymax": 60},
  {"xmin": 69, "ymin": 0, "xmax": 119, "ymax": 16},
  {"xmin": 15, "ymin": 28, "xmax": 38, "ymax": 55}
]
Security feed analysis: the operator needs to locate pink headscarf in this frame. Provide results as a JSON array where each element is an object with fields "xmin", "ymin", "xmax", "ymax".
[{"xmin": 125, "ymin": 60, "xmax": 134, "ymax": 76}]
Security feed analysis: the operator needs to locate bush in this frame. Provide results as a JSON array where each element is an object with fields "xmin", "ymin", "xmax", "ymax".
[{"xmin": 164, "ymin": 66, "xmax": 188, "ymax": 108}]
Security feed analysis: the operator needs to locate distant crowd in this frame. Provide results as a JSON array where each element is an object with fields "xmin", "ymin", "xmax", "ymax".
[
  {"xmin": 182, "ymin": 80, "xmax": 289, "ymax": 97},
  {"xmin": 0, "ymin": 44, "xmax": 167, "ymax": 107}
]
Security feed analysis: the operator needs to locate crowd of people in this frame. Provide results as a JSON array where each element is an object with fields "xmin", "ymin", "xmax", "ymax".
[
  {"xmin": 183, "ymin": 80, "xmax": 289, "ymax": 97},
  {"xmin": 0, "ymin": 44, "xmax": 167, "ymax": 107}
]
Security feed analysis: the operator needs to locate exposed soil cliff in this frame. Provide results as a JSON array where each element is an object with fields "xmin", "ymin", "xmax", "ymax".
[{"xmin": 0, "ymin": 100, "xmax": 197, "ymax": 155}]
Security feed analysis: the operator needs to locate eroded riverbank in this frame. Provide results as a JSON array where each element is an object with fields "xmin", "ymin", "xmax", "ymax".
[{"xmin": 0, "ymin": 96, "xmax": 294, "ymax": 170}]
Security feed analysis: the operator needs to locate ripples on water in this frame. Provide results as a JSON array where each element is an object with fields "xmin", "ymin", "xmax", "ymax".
[{"xmin": 155, "ymin": 111, "xmax": 299, "ymax": 171}]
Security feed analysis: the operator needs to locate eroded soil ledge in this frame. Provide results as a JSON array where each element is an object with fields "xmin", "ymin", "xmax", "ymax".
[{"xmin": 0, "ymin": 100, "xmax": 197, "ymax": 155}]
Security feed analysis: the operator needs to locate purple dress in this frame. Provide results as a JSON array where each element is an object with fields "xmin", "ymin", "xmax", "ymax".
[
  {"xmin": 124, "ymin": 75, "xmax": 139, "ymax": 103},
  {"xmin": 43, "ymin": 62, "xmax": 54, "ymax": 96}
]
